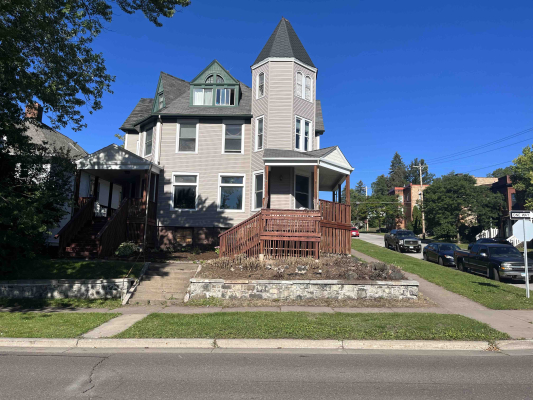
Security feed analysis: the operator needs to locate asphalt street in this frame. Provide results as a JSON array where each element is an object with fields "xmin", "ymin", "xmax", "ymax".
[
  {"xmin": 1, "ymin": 349, "xmax": 532, "ymax": 399},
  {"xmin": 356, "ymin": 233, "xmax": 530, "ymax": 289}
]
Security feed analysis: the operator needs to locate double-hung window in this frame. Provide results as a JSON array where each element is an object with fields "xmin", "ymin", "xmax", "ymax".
[
  {"xmin": 253, "ymin": 172, "xmax": 264, "ymax": 210},
  {"xmin": 305, "ymin": 76, "xmax": 312, "ymax": 101},
  {"xmin": 255, "ymin": 117, "xmax": 264, "ymax": 151},
  {"xmin": 177, "ymin": 122, "xmax": 198, "ymax": 153},
  {"xmin": 219, "ymin": 174, "xmax": 245, "ymax": 211},
  {"xmin": 144, "ymin": 128, "xmax": 153, "ymax": 156},
  {"xmin": 257, "ymin": 72, "xmax": 265, "ymax": 98},
  {"xmin": 296, "ymin": 72, "xmax": 303, "ymax": 98},
  {"xmin": 171, "ymin": 173, "xmax": 198, "ymax": 210},
  {"xmin": 193, "ymin": 88, "xmax": 213, "ymax": 105},
  {"xmin": 223, "ymin": 124, "xmax": 243, "ymax": 154},
  {"xmin": 295, "ymin": 117, "xmax": 311, "ymax": 151},
  {"xmin": 216, "ymin": 88, "xmax": 235, "ymax": 106}
]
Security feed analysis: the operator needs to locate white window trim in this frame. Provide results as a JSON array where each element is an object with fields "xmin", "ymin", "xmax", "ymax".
[
  {"xmin": 252, "ymin": 170, "xmax": 265, "ymax": 211},
  {"xmin": 217, "ymin": 173, "xmax": 246, "ymax": 212},
  {"xmin": 294, "ymin": 171, "xmax": 312, "ymax": 209},
  {"xmin": 170, "ymin": 172, "xmax": 199, "ymax": 212},
  {"xmin": 254, "ymin": 116, "xmax": 264, "ymax": 152},
  {"xmin": 296, "ymin": 71, "xmax": 303, "ymax": 99},
  {"xmin": 304, "ymin": 75, "xmax": 313, "ymax": 102},
  {"xmin": 136, "ymin": 139, "xmax": 140, "ymax": 155},
  {"xmin": 124, "ymin": 133, "xmax": 129, "ymax": 149},
  {"xmin": 175, "ymin": 120, "xmax": 199, "ymax": 154},
  {"xmin": 294, "ymin": 115, "xmax": 313, "ymax": 152},
  {"xmin": 221, "ymin": 121, "xmax": 244, "ymax": 155},
  {"xmin": 143, "ymin": 128, "xmax": 153, "ymax": 157},
  {"xmin": 256, "ymin": 72, "xmax": 265, "ymax": 99}
]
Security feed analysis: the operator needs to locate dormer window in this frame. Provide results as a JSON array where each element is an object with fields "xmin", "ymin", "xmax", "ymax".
[
  {"xmin": 205, "ymin": 75, "xmax": 214, "ymax": 83},
  {"xmin": 190, "ymin": 61, "xmax": 239, "ymax": 107},
  {"xmin": 193, "ymin": 88, "xmax": 213, "ymax": 105},
  {"xmin": 216, "ymin": 88, "xmax": 235, "ymax": 106},
  {"xmin": 216, "ymin": 75, "xmax": 224, "ymax": 83},
  {"xmin": 157, "ymin": 92, "xmax": 164, "ymax": 109}
]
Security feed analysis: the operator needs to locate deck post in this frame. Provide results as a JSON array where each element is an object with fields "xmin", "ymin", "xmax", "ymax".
[
  {"xmin": 345, "ymin": 174, "xmax": 350, "ymax": 205},
  {"xmin": 263, "ymin": 165, "xmax": 269, "ymax": 208},
  {"xmin": 313, "ymin": 165, "xmax": 319, "ymax": 209},
  {"xmin": 107, "ymin": 182, "xmax": 114, "ymax": 216},
  {"xmin": 73, "ymin": 170, "xmax": 81, "ymax": 209},
  {"xmin": 141, "ymin": 170, "xmax": 148, "ymax": 213},
  {"xmin": 337, "ymin": 184, "xmax": 341, "ymax": 203}
]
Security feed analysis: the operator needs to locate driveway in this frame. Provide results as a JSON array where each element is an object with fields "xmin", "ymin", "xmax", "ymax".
[
  {"xmin": 356, "ymin": 233, "xmax": 426, "ymax": 260},
  {"xmin": 356, "ymin": 234, "xmax": 529, "ymax": 290}
]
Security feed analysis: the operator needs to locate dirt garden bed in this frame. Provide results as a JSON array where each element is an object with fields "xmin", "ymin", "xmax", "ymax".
[{"xmin": 197, "ymin": 255, "xmax": 406, "ymax": 281}]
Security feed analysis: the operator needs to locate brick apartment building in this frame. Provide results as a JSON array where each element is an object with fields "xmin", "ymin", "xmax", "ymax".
[{"xmin": 388, "ymin": 183, "xmax": 430, "ymax": 229}]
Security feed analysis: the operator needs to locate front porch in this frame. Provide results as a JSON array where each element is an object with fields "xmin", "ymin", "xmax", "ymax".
[
  {"xmin": 219, "ymin": 147, "xmax": 354, "ymax": 259},
  {"xmin": 56, "ymin": 145, "xmax": 161, "ymax": 258}
]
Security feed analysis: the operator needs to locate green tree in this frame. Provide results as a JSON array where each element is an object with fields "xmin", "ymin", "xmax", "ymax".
[
  {"xmin": 0, "ymin": 0, "xmax": 189, "ymax": 269},
  {"xmin": 114, "ymin": 133, "xmax": 125, "ymax": 148},
  {"xmin": 487, "ymin": 166, "xmax": 514, "ymax": 178},
  {"xmin": 388, "ymin": 152, "xmax": 407, "ymax": 188},
  {"xmin": 371, "ymin": 174, "xmax": 390, "ymax": 196},
  {"xmin": 407, "ymin": 204, "xmax": 423, "ymax": 234},
  {"xmin": 406, "ymin": 158, "xmax": 435, "ymax": 185},
  {"xmin": 512, "ymin": 145, "xmax": 533, "ymax": 208},
  {"xmin": 356, "ymin": 194, "xmax": 403, "ymax": 231},
  {"xmin": 424, "ymin": 174, "xmax": 504, "ymax": 242},
  {"xmin": 355, "ymin": 180, "xmax": 366, "ymax": 196}
]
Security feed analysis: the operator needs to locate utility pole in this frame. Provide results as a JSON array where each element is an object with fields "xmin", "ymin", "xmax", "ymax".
[
  {"xmin": 365, "ymin": 186, "xmax": 369, "ymax": 231},
  {"xmin": 414, "ymin": 164, "xmax": 427, "ymax": 239}
]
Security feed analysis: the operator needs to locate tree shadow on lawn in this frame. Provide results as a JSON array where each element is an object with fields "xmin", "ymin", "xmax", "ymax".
[{"xmin": 0, "ymin": 298, "xmax": 119, "ymax": 313}]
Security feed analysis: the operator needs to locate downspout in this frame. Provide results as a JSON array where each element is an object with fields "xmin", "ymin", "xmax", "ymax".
[{"xmin": 143, "ymin": 162, "xmax": 153, "ymax": 262}]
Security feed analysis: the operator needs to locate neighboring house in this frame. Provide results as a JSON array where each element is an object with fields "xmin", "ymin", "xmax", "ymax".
[
  {"xmin": 23, "ymin": 103, "xmax": 88, "ymax": 246},
  {"xmin": 388, "ymin": 184, "xmax": 430, "ymax": 229},
  {"xmin": 59, "ymin": 17, "xmax": 354, "ymax": 258}
]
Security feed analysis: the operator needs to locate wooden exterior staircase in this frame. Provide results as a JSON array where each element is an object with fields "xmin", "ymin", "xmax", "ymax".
[{"xmin": 218, "ymin": 200, "xmax": 351, "ymax": 259}]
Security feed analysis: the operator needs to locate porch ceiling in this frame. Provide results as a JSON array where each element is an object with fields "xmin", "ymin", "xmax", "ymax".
[{"xmin": 76, "ymin": 144, "xmax": 161, "ymax": 173}]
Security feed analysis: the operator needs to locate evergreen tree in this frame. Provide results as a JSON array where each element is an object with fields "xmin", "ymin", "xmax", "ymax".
[
  {"xmin": 371, "ymin": 175, "xmax": 389, "ymax": 196},
  {"xmin": 355, "ymin": 180, "xmax": 366, "ymax": 196},
  {"xmin": 406, "ymin": 158, "xmax": 435, "ymax": 185},
  {"xmin": 388, "ymin": 152, "xmax": 407, "ymax": 188}
]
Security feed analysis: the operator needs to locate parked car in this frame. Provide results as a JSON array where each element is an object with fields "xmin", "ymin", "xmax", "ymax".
[
  {"xmin": 454, "ymin": 243, "xmax": 533, "ymax": 281},
  {"xmin": 351, "ymin": 228, "xmax": 359, "ymax": 237},
  {"xmin": 467, "ymin": 238, "xmax": 512, "ymax": 250},
  {"xmin": 423, "ymin": 243, "xmax": 460, "ymax": 266},
  {"xmin": 384, "ymin": 229, "xmax": 422, "ymax": 253}
]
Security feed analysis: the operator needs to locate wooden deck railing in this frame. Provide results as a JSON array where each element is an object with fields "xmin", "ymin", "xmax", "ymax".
[
  {"xmin": 319, "ymin": 200, "xmax": 351, "ymax": 254},
  {"xmin": 96, "ymin": 197, "xmax": 129, "ymax": 257},
  {"xmin": 55, "ymin": 197, "xmax": 95, "ymax": 256}
]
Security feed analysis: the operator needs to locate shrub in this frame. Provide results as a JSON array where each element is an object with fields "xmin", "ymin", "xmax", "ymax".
[{"xmin": 115, "ymin": 242, "xmax": 139, "ymax": 257}]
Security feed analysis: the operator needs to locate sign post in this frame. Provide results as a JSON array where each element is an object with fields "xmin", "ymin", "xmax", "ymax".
[{"xmin": 510, "ymin": 211, "xmax": 533, "ymax": 299}]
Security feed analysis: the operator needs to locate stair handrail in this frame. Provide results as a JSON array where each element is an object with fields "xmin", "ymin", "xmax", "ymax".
[
  {"xmin": 55, "ymin": 197, "xmax": 95, "ymax": 256},
  {"xmin": 96, "ymin": 197, "xmax": 129, "ymax": 257}
]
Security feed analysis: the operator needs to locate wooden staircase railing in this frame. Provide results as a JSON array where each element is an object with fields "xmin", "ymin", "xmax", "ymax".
[
  {"xmin": 96, "ymin": 197, "xmax": 129, "ymax": 257},
  {"xmin": 219, "ymin": 212, "xmax": 263, "ymax": 258},
  {"xmin": 55, "ymin": 197, "xmax": 95, "ymax": 257}
]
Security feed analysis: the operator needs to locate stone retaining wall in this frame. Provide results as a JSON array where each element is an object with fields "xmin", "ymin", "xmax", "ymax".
[
  {"xmin": 0, "ymin": 279, "xmax": 135, "ymax": 299},
  {"xmin": 188, "ymin": 279, "xmax": 419, "ymax": 301}
]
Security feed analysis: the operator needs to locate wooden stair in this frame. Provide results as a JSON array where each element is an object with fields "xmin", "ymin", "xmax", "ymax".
[{"xmin": 63, "ymin": 217, "xmax": 107, "ymax": 258}]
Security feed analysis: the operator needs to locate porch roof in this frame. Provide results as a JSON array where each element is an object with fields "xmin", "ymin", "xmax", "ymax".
[
  {"xmin": 263, "ymin": 146, "xmax": 353, "ymax": 175},
  {"xmin": 76, "ymin": 144, "xmax": 162, "ymax": 173}
]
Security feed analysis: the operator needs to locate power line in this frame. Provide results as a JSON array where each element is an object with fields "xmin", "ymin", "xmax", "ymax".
[
  {"xmin": 425, "ymin": 126, "xmax": 533, "ymax": 163},
  {"xmin": 464, "ymin": 160, "xmax": 514, "ymax": 174}
]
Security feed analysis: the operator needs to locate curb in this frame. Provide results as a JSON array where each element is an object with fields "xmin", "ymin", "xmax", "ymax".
[
  {"xmin": 496, "ymin": 340, "xmax": 533, "ymax": 351},
  {"xmin": 0, "ymin": 338, "xmax": 491, "ymax": 351}
]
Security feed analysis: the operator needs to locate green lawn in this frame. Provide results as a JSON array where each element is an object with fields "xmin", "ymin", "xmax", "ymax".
[
  {"xmin": 352, "ymin": 240, "xmax": 533, "ymax": 310},
  {"xmin": 0, "ymin": 298, "xmax": 122, "ymax": 309},
  {"xmin": 115, "ymin": 312, "xmax": 508, "ymax": 341},
  {"xmin": 0, "ymin": 312, "xmax": 119, "ymax": 338},
  {"xmin": 0, "ymin": 259, "xmax": 144, "ymax": 280}
]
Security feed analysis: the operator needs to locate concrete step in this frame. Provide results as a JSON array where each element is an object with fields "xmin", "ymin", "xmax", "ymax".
[{"xmin": 128, "ymin": 299, "xmax": 185, "ymax": 306}]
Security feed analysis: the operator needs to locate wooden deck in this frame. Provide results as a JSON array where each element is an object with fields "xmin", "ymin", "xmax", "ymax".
[{"xmin": 218, "ymin": 200, "xmax": 351, "ymax": 259}]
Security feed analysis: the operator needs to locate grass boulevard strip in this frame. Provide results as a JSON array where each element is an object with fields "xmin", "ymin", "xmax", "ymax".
[{"xmin": 352, "ymin": 239, "xmax": 533, "ymax": 310}]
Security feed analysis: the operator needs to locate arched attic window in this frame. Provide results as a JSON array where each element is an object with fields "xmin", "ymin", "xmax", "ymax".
[
  {"xmin": 205, "ymin": 75, "xmax": 214, "ymax": 83},
  {"xmin": 296, "ymin": 72, "xmax": 303, "ymax": 98},
  {"xmin": 216, "ymin": 75, "xmax": 224, "ymax": 83},
  {"xmin": 305, "ymin": 75, "xmax": 312, "ymax": 101}
]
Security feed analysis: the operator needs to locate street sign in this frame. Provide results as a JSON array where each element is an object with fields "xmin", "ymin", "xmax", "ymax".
[
  {"xmin": 510, "ymin": 210, "xmax": 533, "ymax": 220},
  {"xmin": 512, "ymin": 220, "xmax": 533, "ymax": 242}
]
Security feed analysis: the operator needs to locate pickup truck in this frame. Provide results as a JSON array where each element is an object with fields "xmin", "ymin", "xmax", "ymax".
[
  {"xmin": 454, "ymin": 243, "xmax": 533, "ymax": 282},
  {"xmin": 384, "ymin": 229, "xmax": 422, "ymax": 253}
]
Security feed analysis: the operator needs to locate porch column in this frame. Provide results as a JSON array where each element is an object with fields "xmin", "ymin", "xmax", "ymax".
[
  {"xmin": 263, "ymin": 165, "xmax": 269, "ymax": 208},
  {"xmin": 332, "ymin": 188, "xmax": 336, "ymax": 202},
  {"xmin": 93, "ymin": 176, "xmax": 99, "ymax": 199},
  {"xmin": 337, "ymin": 184, "xmax": 342, "ymax": 203},
  {"xmin": 345, "ymin": 174, "xmax": 350, "ymax": 205},
  {"xmin": 313, "ymin": 165, "xmax": 319, "ymax": 209},
  {"xmin": 73, "ymin": 170, "xmax": 81, "ymax": 209},
  {"xmin": 142, "ymin": 170, "xmax": 148, "ymax": 213},
  {"xmin": 108, "ymin": 182, "xmax": 114, "ymax": 213}
]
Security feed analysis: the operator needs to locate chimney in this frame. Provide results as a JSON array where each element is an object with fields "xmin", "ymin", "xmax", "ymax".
[{"xmin": 25, "ymin": 103, "xmax": 43, "ymax": 123}]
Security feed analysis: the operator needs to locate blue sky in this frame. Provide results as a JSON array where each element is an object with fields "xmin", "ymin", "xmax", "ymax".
[{"xmin": 47, "ymin": 0, "xmax": 533, "ymax": 193}]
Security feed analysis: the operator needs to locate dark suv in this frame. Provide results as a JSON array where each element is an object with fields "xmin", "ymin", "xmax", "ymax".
[{"xmin": 384, "ymin": 229, "xmax": 422, "ymax": 253}]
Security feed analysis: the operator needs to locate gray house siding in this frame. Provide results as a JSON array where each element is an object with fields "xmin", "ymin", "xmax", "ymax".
[
  {"xmin": 125, "ymin": 132, "xmax": 139, "ymax": 154},
  {"xmin": 268, "ymin": 61, "xmax": 294, "ymax": 151},
  {"xmin": 251, "ymin": 63, "xmax": 269, "ymax": 174},
  {"xmin": 269, "ymin": 167, "xmax": 293, "ymax": 209},
  {"xmin": 157, "ymin": 118, "xmax": 252, "ymax": 228},
  {"xmin": 293, "ymin": 64, "xmax": 317, "ymax": 151}
]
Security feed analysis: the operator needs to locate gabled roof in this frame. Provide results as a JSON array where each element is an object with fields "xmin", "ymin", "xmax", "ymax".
[
  {"xmin": 76, "ymin": 144, "xmax": 161, "ymax": 172},
  {"xmin": 263, "ymin": 146, "xmax": 353, "ymax": 172},
  {"xmin": 263, "ymin": 146, "xmax": 337, "ymax": 160},
  {"xmin": 120, "ymin": 98, "xmax": 153, "ymax": 130},
  {"xmin": 190, "ymin": 60, "xmax": 239, "ymax": 85},
  {"xmin": 25, "ymin": 120, "xmax": 87, "ymax": 160},
  {"xmin": 253, "ymin": 17, "xmax": 315, "ymax": 68},
  {"xmin": 157, "ymin": 72, "xmax": 189, "ymax": 111},
  {"xmin": 315, "ymin": 100, "xmax": 325, "ymax": 133}
]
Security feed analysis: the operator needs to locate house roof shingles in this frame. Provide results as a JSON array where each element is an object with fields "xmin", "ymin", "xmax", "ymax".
[
  {"xmin": 253, "ymin": 17, "xmax": 315, "ymax": 68},
  {"xmin": 263, "ymin": 146, "xmax": 337, "ymax": 160},
  {"xmin": 25, "ymin": 121, "xmax": 87, "ymax": 160},
  {"xmin": 315, "ymin": 100, "xmax": 325, "ymax": 133},
  {"xmin": 120, "ymin": 98, "xmax": 153, "ymax": 130}
]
